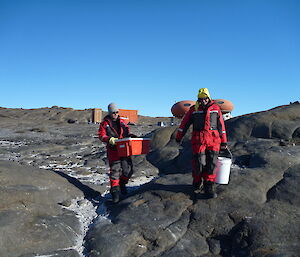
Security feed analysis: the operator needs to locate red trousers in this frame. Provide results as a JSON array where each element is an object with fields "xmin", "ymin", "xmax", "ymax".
[
  {"xmin": 107, "ymin": 147, "xmax": 134, "ymax": 188},
  {"xmin": 191, "ymin": 143, "xmax": 219, "ymax": 183}
]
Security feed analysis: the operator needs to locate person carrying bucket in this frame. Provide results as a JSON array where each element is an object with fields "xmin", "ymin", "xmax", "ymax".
[
  {"xmin": 98, "ymin": 103, "xmax": 137, "ymax": 203},
  {"xmin": 175, "ymin": 88, "xmax": 228, "ymax": 198}
]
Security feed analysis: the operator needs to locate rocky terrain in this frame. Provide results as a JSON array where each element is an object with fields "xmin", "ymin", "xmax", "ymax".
[
  {"xmin": 0, "ymin": 106, "xmax": 173, "ymax": 257},
  {"xmin": 0, "ymin": 103, "xmax": 299, "ymax": 257}
]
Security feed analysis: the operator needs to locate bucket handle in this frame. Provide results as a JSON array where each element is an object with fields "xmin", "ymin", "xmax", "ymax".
[{"xmin": 219, "ymin": 147, "xmax": 233, "ymax": 159}]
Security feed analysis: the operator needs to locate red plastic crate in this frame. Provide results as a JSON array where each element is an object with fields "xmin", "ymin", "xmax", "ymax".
[{"xmin": 116, "ymin": 138, "xmax": 151, "ymax": 157}]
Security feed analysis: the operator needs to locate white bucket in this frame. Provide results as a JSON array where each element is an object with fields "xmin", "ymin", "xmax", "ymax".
[{"xmin": 215, "ymin": 157, "xmax": 232, "ymax": 184}]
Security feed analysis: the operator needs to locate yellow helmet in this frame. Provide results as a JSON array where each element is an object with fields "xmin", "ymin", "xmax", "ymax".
[{"xmin": 198, "ymin": 88, "xmax": 211, "ymax": 99}]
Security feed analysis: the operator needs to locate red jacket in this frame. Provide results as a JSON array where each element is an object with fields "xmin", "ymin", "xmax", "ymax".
[
  {"xmin": 98, "ymin": 115, "xmax": 132, "ymax": 162},
  {"xmin": 176, "ymin": 101, "xmax": 227, "ymax": 150},
  {"xmin": 98, "ymin": 115, "xmax": 131, "ymax": 143}
]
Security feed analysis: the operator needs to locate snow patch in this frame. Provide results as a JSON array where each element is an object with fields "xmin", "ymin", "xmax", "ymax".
[
  {"xmin": 62, "ymin": 197, "xmax": 99, "ymax": 256},
  {"xmin": 49, "ymin": 172, "xmax": 156, "ymax": 257},
  {"xmin": 0, "ymin": 140, "xmax": 26, "ymax": 148}
]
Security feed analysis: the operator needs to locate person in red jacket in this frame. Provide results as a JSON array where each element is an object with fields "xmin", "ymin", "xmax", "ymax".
[
  {"xmin": 98, "ymin": 103, "xmax": 137, "ymax": 203},
  {"xmin": 175, "ymin": 88, "xmax": 227, "ymax": 198}
]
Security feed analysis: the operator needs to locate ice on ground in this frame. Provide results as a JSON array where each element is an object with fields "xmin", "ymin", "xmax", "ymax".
[
  {"xmin": 33, "ymin": 253, "xmax": 61, "ymax": 257},
  {"xmin": 0, "ymin": 140, "xmax": 27, "ymax": 148},
  {"xmin": 62, "ymin": 197, "xmax": 99, "ymax": 257},
  {"xmin": 60, "ymin": 172, "xmax": 156, "ymax": 257}
]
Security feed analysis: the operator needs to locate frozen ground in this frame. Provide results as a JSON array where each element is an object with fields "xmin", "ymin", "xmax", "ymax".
[{"xmin": 30, "ymin": 172, "xmax": 157, "ymax": 257}]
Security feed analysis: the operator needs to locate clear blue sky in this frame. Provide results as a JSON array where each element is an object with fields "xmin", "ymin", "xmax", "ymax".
[{"xmin": 0, "ymin": 0, "xmax": 299, "ymax": 117}]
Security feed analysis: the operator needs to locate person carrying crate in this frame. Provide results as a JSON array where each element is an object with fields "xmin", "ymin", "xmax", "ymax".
[
  {"xmin": 175, "ymin": 88, "xmax": 228, "ymax": 198},
  {"xmin": 98, "ymin": 103, "xmax": 137, "ymax": 203}
]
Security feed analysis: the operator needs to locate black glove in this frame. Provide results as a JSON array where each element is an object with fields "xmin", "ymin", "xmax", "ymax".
[{"xmin": 220, "ymin": 142, "xmax": 227, "ymax": 150}]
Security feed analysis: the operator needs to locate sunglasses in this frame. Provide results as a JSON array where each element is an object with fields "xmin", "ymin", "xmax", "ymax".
[{"xmin": 112, "ymin": 111, "xmax": 119, "ymax": 114}]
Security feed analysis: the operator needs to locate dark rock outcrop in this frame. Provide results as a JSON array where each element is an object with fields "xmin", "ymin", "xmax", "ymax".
[
  {"xmin": 226, "ymin": 103, "xmax": 300, "ymax": 141},
  {"xmin": 0, "ymin": 161, "xmax": 83, "ymax": 257}
]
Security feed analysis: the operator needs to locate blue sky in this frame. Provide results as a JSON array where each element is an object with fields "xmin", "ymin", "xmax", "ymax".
[{"xmin": 0, "ymin": 0, "xmax": 299, "ymax": 117}]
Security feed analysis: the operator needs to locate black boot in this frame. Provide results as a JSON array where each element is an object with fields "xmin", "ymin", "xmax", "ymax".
[
  {"xmin": 192, "ymin": 180, "xmax": 203, "ymax": 192},
  {"xmin": 110, "ymin": 186, "xmax": 120, "ymax": 203},
  {"xmin": 204, "ymin": 181, "xmax": 217, "ymax": 199},
  {"xmin": 119, "ymin": 180, "xmax": 128, "ymax": 195}
]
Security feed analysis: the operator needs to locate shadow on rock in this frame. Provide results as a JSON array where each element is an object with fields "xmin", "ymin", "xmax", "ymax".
[{"xmin": 52, "ymin": 170, "xmax": 101, "ymax": 199}]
